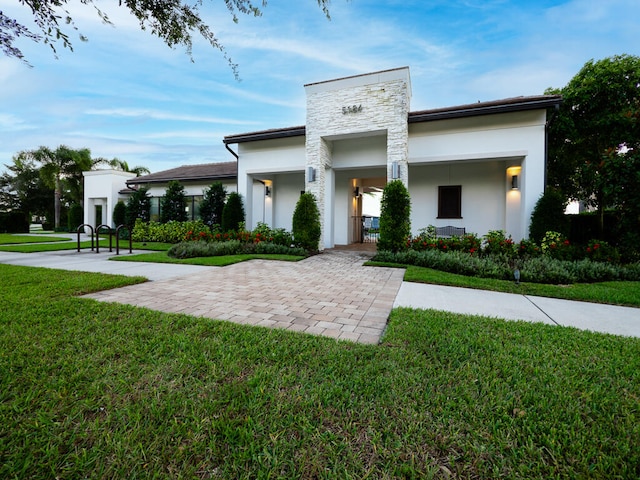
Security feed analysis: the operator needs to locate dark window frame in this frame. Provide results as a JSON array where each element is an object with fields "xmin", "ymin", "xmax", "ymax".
[{"xmin": 437, "ymin": 185, "xmax": 462, "ymax": 219}]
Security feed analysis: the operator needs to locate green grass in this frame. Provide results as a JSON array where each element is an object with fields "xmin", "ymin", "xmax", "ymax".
[
  {"xmin": 1, "ymin": 264, "xmax": 639, "ymax": 478},
  {"xmin": 0, "ymin": 233, "xmax": 72, "ymax": 244},
  {"xmin": 0, "ymin": 240, "xmax": 174, "ymax": 253},
  {"xmin": 368, "ymin": 261, "xmax": 640, "ymax": 307},
  {"xmin": 111, "ymin": 251, "xmax": 306, "ymax": 266}
]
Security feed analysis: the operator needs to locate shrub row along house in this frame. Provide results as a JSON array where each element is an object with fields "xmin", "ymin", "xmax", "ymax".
[{"xmin": 84, "ymin": 67, "xmax": 562, "ymax": 249}]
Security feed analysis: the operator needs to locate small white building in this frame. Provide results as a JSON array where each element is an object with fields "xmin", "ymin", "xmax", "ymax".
[{"xmin": 224, "ymin": 67, "xmax": 561, "ymax": 249}]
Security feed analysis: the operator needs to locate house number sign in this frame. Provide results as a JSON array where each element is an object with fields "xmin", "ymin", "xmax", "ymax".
[{"xmin": 342, "ymin": 104, "xmax": 363, "ymax": 114}]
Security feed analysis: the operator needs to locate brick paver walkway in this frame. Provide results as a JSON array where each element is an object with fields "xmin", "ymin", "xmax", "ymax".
[{"xmin": 84, "ymin": 251, "xmax": 405, "ymax": 344}]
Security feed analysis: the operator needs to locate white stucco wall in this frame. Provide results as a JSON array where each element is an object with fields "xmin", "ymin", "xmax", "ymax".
[
  {"xmin": 83, "ymin": 170, "xmax": 137, "ymax": 229},
  {"xmin": 409, "ymin": 162, "xmax": 506, "ymax": 237},
  {"xmin": 408, "ymin": 110, "xmax": 547, "ymax": 239},
  {"xmin": 236, "ymin": 135, "xmax": 306, "ymax": 229}
]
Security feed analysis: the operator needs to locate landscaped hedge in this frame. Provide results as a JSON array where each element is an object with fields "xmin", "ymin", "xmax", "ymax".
[
  {"xmin": 374, "ymin": 248, "xmax": 640, "ymax": 284},
  {"xmin": 168, "ymin": 240, "xmax": 306, "ymax": 259},
  {"xmin": 375, "ymin": 227, "xmax": 640, "ymax": 284},
  {"xmin": 131, "ymin": 219, "xmax": 210, "ymax": 243},
  {"xmin": 0, "ymin": 211, "xmax": 29, "ymax": 233}
]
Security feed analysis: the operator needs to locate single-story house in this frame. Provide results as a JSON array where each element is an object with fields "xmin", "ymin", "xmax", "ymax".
[
  {"xmin": 224, "ymin": 67, "xmax": 561, "ymax": 249},
  {"xmin": 84, "ymin": 66, "xmax": 561, "ymax": 249}
]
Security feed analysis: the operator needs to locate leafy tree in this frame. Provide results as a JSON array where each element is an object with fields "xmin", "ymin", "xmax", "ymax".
[
  {"xmin": 125, "ymin": 187, "xmax": 151, "ymax": 226},
  {"xmin": 107, "ymin": 158, "xmax": 150, "ymax": 177},
  {"xmin": 292, "ymin": 192, "xmax": 321, "ymax": 251},
  {"xmin": 160, "ymin": 181, "xmax": 188, "ymax": 223},
  {"xmin": 0, "ymin": 153, "xmax": 53, "ymax": 223},
  {"xmin": 221, "ymin": 192, "xmax": 245, "ymax": 232},
  {"xmin": 199, "ymin": 182, "xmax": 227, "ymax": 229},
  {"xmin": 529, "ymin": 188, "xmax": 570, "ymax": 244},
  {"xmin": 378, "ymin": 180, "xmax": 411, "ymax": 253},
  {"xmin": 2, "ymin": 1, "xmax": 331, "ymax": 72},
  {"xmin": 546, "ymin": 54, "xmax": 640, "ymax": 236},
  {"xmin": 113, "ymin": 200, "xmax": 127, "ymax": 227}
]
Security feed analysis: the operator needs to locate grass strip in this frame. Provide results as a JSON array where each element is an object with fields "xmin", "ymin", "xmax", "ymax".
[
  {"xmin": 0, "ymin": 240, "xmax": 174, "ymax": 253},
  {"xmin": 110, "ymin": 251, "xmax": 306, "ymax": 266},
  {"xmin": 368, "ymin": 261, "xmax": 640, "ymax": 307},
  {"xmin": 0, "ymin": 233, "xmax": 72, "ymax": 244},
  {"xmin": 1, "ymin": 264, "xmax": 639, "ymax": 479}
]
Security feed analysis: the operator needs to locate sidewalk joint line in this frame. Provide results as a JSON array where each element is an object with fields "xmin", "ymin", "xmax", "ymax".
[{"xmin": 523, "ymin": 295, "xmax": 560, "ymax": 326}]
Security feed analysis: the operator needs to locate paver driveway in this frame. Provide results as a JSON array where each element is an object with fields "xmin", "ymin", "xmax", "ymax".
[{"xmin": 84, "ymin": 251, "xmax": 405, "ymax": 344}]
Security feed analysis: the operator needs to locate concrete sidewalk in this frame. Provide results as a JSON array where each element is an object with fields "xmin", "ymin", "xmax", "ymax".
[
  {"xmin": 1, "ymin": 248, "xmax": 639, "ymax": 341},
  {"xmin": 394, "ymin": 282, "xmax": 640, "ymax": 338}
]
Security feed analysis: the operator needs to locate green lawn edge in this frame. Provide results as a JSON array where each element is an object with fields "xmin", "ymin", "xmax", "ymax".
[
  {"xmin": 0, "ymin": 234, "xmax": 74, "ymax": 244},
  {"xmin": 110, "ymin": 251, "xmax": 306, "ymax": 266},
  {"xmin": 367, "ymin": 261, "xmax": 640, "ymax": 307}
]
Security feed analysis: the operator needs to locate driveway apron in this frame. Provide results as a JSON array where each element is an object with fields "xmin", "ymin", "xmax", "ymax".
[{"xmin": 83, "ymin": 251, "xmax": 405, "ymax": 344}]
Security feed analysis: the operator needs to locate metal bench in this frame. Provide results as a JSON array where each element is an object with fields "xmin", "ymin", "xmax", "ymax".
[{"xmin": 435, "ymin": 226, "xmax": 466, "ymax": 238}]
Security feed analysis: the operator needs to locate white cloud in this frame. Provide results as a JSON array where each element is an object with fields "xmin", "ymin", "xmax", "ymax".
[{"xmin": 84, "ymin": 108, "xmax": 258, "ymax": 126}]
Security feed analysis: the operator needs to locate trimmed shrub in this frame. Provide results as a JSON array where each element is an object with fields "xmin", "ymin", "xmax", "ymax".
[
  {"xmin": 221, "ymin": 192, "xmax": 245, "ymax": 232},
  {"xmin": 168, "ymin": 240, "xmax": 306, "ymax": 259},
  {"xmin": 67, "ymin": 203, "xmax": 83, "ymax": 231},
  {"xmin": 131, "ymin": 219, "xmax": 210, "ymax": 243},
  {"xmin": 125, "ymin": 187, "xmax": 151, "ymax": 225},
  {"xmin": 529, "ymin": 188, "xmax": 570, "ymax": 243},
  {"xmin": 378, "ymin": 180, "xmax": 411, "ymax": 253},
  {"xmin": 199, "ymin": 182, "xmax": 227, "ymax": 229},
  {"xmin": 113, "ymin": 201, "xmax": 127, "ymax": 227},
  {"xmin": 160, "ymin": 181, "xmax": 187, "ymax": 223},
  {"xmin": 292, "ymin": 192, "xmax": 321, "ymax": 251},
  {"xmin": 373, "ymin": 248, "xmax": 640, "ymax": 284}
]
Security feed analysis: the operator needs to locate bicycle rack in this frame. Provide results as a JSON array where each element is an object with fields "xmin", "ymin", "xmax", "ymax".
[
  {"xmin": 76, "ymin": 224, "xmax": 95, "ymax": 252},
  {"xmin": 115, "ymin": 224, "xmax": 133, "ymax": 255},
  {"xmin": 95, "ymin": 224, "xmax": 113, "ymax": 253}
]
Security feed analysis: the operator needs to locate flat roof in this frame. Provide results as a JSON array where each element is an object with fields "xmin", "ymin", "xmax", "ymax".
[{"xmin": 223, "ymin": 95, "xmax": 562, "ymax": 145}]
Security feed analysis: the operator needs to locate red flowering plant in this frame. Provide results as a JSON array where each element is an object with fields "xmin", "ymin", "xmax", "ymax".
[
  {"xmin": 585, "ymin": 239, "xmax": 620, "ymax": 263},
  {"xmin": 516, "ymin": 239, "xmax": 541, "ymax": 259},
  {"xmin": 541, "ymin": 231, "xmax": 576, "ymax": 261},
  {"xmin": 482, "ymin": 230, "xmax": 516, "ymax": 257}
]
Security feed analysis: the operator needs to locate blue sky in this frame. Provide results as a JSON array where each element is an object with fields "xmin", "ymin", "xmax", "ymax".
[{"xmin": 1, "ymin": 0, "xmax": 639, "ymax": 174}]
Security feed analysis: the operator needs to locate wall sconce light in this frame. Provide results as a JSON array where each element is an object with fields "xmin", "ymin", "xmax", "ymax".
[
  {"xmin": 392, "ymin": 161, "xmax": 399, "ymax": 180},
  {"xmin": 511, "ymin": 174, "xmax": 519, "ymax": 190},
  {"xmin": 307, "ymin": 166, "xmax": 316, "ymax": 183},
  {"xmin": 354, "ymin": 186, "xmax": 360, "ymax": 198},
  {"xmin": 265, "ymin": 186, "xmax": 271, "ymax": 197}
]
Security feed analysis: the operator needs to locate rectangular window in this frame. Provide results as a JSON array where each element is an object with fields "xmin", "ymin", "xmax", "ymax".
[{"xmin": 438, "ymin": 185, "xmax": 462, "ymax": 219}]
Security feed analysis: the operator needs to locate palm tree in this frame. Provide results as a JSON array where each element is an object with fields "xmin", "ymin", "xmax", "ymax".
[
  {"xmin": 28, "ymin": 145, "xmax": 102, "ymax": 228},
  {"xmin": 107, "ymin": 158, "xmax": 150, "ymax": 177}
]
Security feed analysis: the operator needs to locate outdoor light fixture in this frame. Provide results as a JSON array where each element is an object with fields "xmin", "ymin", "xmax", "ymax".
[
  {"xmin": 511, "ymin": 174, "xmax": 519, "ymax": 190},
  {"xmin": 307, "ymin": 166, "xmax": 316, "ymax": 183},
  {"xmin": 392, "ymin": 161, "xmax": 399, "ymax": 179},
  {"xmin": 514, "ymin": 268, "xmax": 521, "ymax": 285},
  {"xmin": 265, "ymin": 186, "xmax": 271, "ymax": 197},
  {"xmin": 354, "ymin": 186, "xmax": 360, "ymax": 198}
]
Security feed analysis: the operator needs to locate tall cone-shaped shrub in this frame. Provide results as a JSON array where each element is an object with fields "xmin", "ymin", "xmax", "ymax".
[
  {"xmin": 378, "ymin": 179, "xmax": 411, "ymax": 252},
  {"xmin": 221, "ymin": 192, "xmax": 245, "ymax": 231},
  {"xmin": 292, "ymin": 192, "xmax": 321, "ymax": 251}
]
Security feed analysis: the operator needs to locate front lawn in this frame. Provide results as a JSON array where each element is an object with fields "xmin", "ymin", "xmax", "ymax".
[
  {"xmin": 1, "ymin": 264, "xmax": 639, "ymax": 479},
  {"xmin": 0, "ymin": 233, "xmax": 71, "ymax": 244}
]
